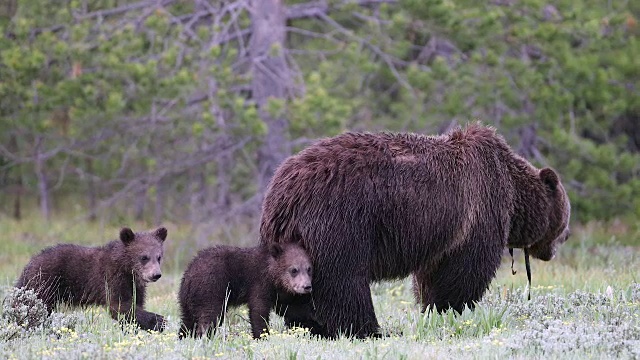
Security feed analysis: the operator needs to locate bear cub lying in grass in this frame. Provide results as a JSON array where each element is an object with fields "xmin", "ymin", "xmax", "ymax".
[
  {"xmin": 178, "ymin": 241, "xmax": 320, "ymax": 339},
  {"xmin": 16, "ymin": 227, "xmax": 168, "ymax": 332}
]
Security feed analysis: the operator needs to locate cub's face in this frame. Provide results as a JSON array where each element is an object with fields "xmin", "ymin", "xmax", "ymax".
[
  {"xmin": 121, "ymin": 227, "xmax": 167, "ymax": 283},
  {"xmin": 528, "ymin": 168, "xmax": 571, "ymax": 261},
  {"xmin": 269, "ymin": 243, "xmax": 313, "ymax": 295}
]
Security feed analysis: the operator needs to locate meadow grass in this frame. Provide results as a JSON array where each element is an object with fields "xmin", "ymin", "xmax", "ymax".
[{"xmin": 0, "ymin": 215, "xmax": 638, "ymax": 359}]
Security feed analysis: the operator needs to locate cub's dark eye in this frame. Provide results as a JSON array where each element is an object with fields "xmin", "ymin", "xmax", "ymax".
[
  {"xmin": 307, "ymin": 267, "xmax": 312, "ymax": 273},
  {"xmin": 290, "ymin": 268, "xmax": 299, "ymax": 276},
  {"xmin": 140, "ymin": 255, "xmax": 150, "ymax": 263},
  {"xmin": 157, "ymin": 256, "xmax": 162, "ymax": 262}
]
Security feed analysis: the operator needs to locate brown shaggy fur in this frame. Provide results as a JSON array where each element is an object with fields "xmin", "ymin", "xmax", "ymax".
[
  {"xmin": 178, "ymin": 242, "xmax": 319, "ymax": 339},
  {"xmin": 16, "ymin": 227, "xmax": 168, "ymax": 332},
  {"xmin": 260, "ymin": 123, "xmax": 571, "ymax": 338}
]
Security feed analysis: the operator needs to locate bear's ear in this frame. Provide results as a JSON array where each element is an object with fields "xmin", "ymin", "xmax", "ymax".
[
  {"xmin": 154, "ymin": 227, "xmax": 168, "ymax": 242},
  {"xmin": 120, "ymin": 227, "xmax": 135, "ymax": 244},
  {"xmin": 540, "ymin": 167, "xmax": 559, "ymax": 192},
  {"xmin": 269, "ymin": 243, "xmax": 283, "ymax": 259}
]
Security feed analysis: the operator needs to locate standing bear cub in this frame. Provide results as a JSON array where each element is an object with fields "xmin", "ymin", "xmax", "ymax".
[
  {"xmin": 16, "ymin": 227, "xmax": 168, "ymax": 332},
  {"xmin": 178, "ymin": 242, "xmax": 316, "ymax": 339},
  {"xmin": 260, "ymin": 123, "xmax": 571, "ymax": 338}
]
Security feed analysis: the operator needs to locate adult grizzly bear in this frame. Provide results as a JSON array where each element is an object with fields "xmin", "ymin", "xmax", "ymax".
[
  {"xmin": 260, "ymin": 123, "xmax": 571, "ymax": 338},
  {"xmin": 178, "ymin": 242, "xmax": 319, "ymax": 339},
  {"xmin": 16, "ymin": 227, "xmax": 168, "ymax": 332}
]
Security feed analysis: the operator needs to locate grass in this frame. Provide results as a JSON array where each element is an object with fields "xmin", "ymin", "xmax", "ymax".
[{"xmin": 0, "ymin": 214, "xmax": 639, "ymax": 359}]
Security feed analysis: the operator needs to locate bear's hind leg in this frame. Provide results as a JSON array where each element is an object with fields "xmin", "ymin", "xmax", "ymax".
[
  {"xmin": 194, "ymin": 308, "xmax": 225, "ymax": 338},
  {"xmin": 18, "ymin": 270, "xmax": 59, "ymax": 314},
  {"xmin": 179, "ymin": 313, "xmax": 196, "ymax": 339},
  {"xmin": 412, "ymin": 268, "xmax": 435, "ymax": 313},
  {"xmin": 413, "ymin": 232, "xmax": 504, "ymax": 313},
  {"xmin": 195, "ymin": 318, "xmax": 213, "ymax": 338}
]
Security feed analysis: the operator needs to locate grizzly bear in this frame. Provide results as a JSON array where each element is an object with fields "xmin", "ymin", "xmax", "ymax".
[
  {"xmin": 178, "ymin": 242, "xmax": 319, "ymax": 339},
  {"xmin": 260, "ymin": 123, "xmax": 571, "ymax": 338},
  {"xmin": 16, "ymin": 227, "xmax": 168, "ymax": 332}
]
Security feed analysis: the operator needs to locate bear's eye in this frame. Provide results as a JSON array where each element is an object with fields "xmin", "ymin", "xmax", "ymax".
[
  {"xmin": 157, "ymin": 255, "xmax": 162, "ymax": 262},
  {"xmin": 290, "ymin": 268, "xmax": 299, "ymax": 276},
  {"xmin": 140, "ymin": 255, "xmax": 150, "ymax": 263},
  {"xmin": 307, "ymin": 266, "xmax": 312, "ymax": 274}
]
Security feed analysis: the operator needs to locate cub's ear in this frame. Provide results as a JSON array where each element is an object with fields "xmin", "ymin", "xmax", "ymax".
[
  {"xmin": 120, "ymin": 227, "xmax": 135, "ymax": 244},
  {"xmin": 269, "ymin": 243, "xmax": 283, "ymax": 259},
  {"xmin": 540, "ymin": 167, "xmax": 559, "ymax": 192},
  {"xmin": 154, "ymin": 227, "xmax": 168, "ymax": 242}
]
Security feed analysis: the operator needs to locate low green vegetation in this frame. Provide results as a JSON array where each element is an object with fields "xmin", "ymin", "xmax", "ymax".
[{"xmin": 1, "ymin": 216, "xmax": 638, "ymax": 359}]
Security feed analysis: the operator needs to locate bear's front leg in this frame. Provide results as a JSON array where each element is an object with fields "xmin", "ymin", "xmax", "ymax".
[
  {"xmin": 248, "ymin": 296, "xmax": 271, "ymax": 339},
  {"xmin": 314, "ymin": 273, "xmax": 380, "ymax": 339},
  {"xmin": 284, "ymin": 314, "xmax": 326, "ymax": 336},
  {"xmin": 134, "ymin": 309, "xmax": 166, "ymax": 332},
  {"xmin": 108, "ymin": 301, "xmax": 165, "ymax": 332},
  {"xmin": 276, "ymin": 301, "xmax": 326, "ymax": 336}
]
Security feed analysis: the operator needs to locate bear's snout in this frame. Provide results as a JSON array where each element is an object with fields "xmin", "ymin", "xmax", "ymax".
[
  {"xmin": 151, "ymin": 273, "xmax": 162, "ymax": 282},
  {"xmin": 293, "ymin": 284, "xmax": 312, "ymax": 294},
  {"xmin": 291, "ymin": 278, "xmax": 313, "ymax": 294}
]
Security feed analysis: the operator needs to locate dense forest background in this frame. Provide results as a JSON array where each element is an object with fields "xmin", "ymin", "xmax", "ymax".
[{"xmin": 1, "ymin": 0, "xmax": 639, "ymax": 232}]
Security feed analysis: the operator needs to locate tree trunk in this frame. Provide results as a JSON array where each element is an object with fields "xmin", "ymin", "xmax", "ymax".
[
  {"xmin": 154, "ymin": 177, "xmax": 166, "ymax": 226},
  {"xmin": 86, "ymin": 158, "xmax": 97, "ymax": 221},
  {"xmin": 188, "ymin": 165, "xmax": 207, "ymax": 224},
  {"xmin": 13, "ymin": 174, "xmax": 22, "ymax": 220},
  {"xmin": 34, "ymin": 137, "xmax": 50, "ymax": 221},
  {"xmin": 134, "ymin": 186, "xmax": 147, "ymax": 222},
  {"xmin": 0, "ymin": 0, "xmax": 17, "ymax": 22},
  {"xmin": 250, "ymin": 0, "xmax": 291, "ymax": 195},
  {"xmin": 8, "ymin": 134, "xmax": 22, "ymax": 220},
  {"xmin": 216, "ymin": 152, "xmax": 232, "ymax": 211}
]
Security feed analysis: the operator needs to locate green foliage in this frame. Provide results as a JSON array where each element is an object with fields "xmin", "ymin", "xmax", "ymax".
[
  {"xmin": 306, "ymin": 0, "xmax": 640, "ymax": 222},
  {"xmin": 0, "ymin": 0, "xmax": 638, "ymax": 223},
  {"xmin": 288, "ymin": 70, "xmax": 352, "ymax": 138}
]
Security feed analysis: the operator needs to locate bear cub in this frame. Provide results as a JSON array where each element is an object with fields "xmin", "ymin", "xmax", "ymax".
[
  {"xmin": 16, "ymin": 227, "xmax": 168, "ymax": 332},
  {"xmin": 178, "ymin": 242, "xmax": 316, "ymax": 339}
]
